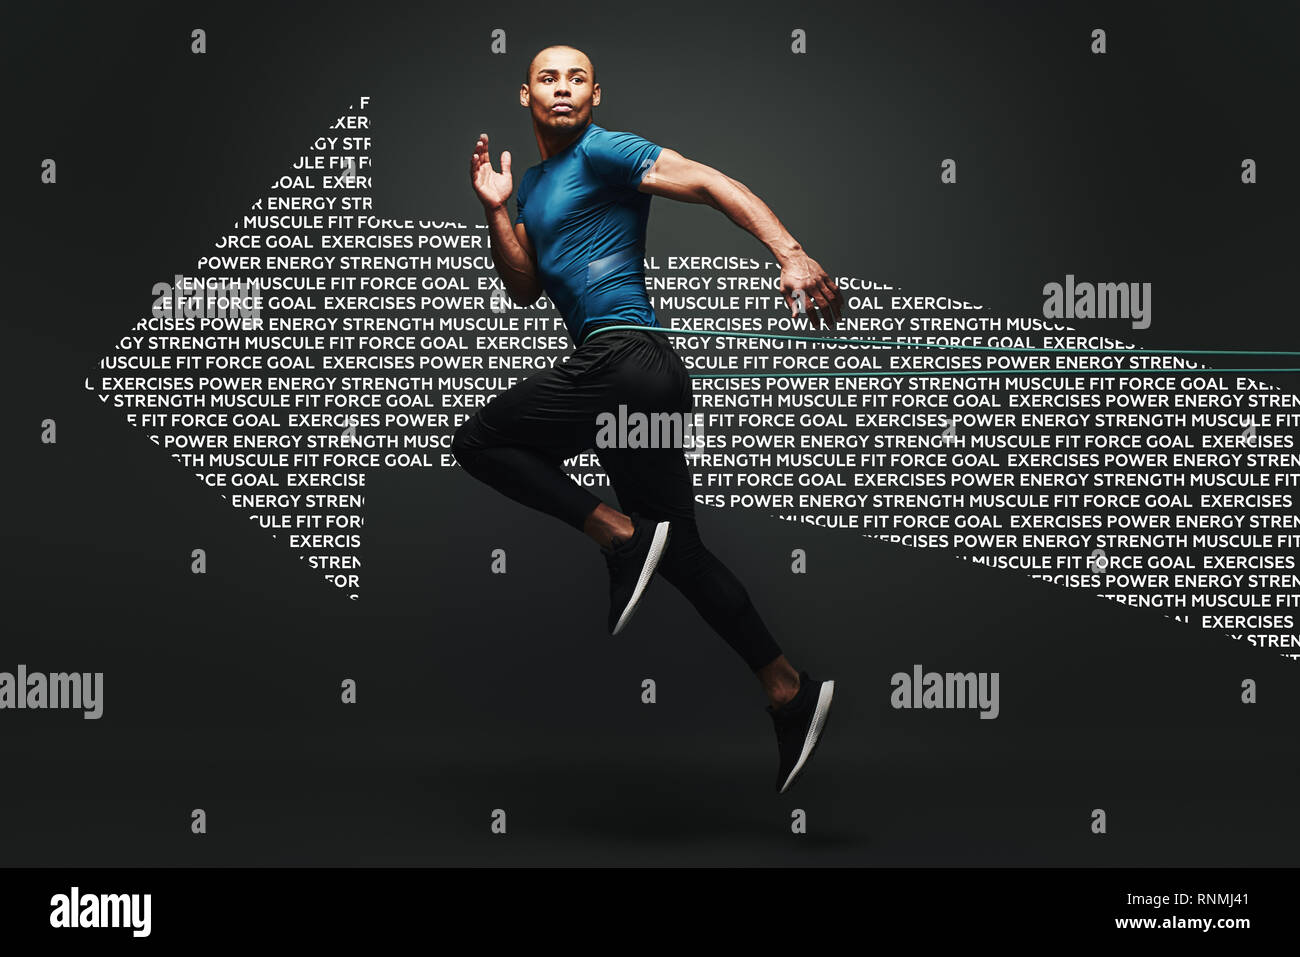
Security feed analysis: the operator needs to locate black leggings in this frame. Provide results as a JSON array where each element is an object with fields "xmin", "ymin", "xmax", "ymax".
[{"xmin": 451, "ymin": 325, "xmax": 784, "ymax": 672}]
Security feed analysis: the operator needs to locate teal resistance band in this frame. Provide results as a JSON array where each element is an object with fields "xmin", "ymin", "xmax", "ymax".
[{"xmin": 582, "ymin": 323, "xmax": 1300, "ymax": 378}]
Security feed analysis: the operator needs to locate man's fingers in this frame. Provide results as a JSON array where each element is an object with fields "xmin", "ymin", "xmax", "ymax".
[
  {"xmin": 810, "ymin": 285, "xmax": 835, "ymax": 329},
  {"xmin": 785, "ymin": 289, "xmax": 806, "ymax": 319},
  {"xmin": 798, "ymin": 286, "xmax": 825, "ymax": 326},
  {"xmin": 781, "ymin": 260, "xmax": 845, "ymax": 329},
  {"xmin": 815, "ymin": 279, "xmax": 841, "ymax": 326},
  {"xmin": 826, "ymin": 277, "xmax": 845, "ymax": 312},
  {"xmin": 812, "ymin": 290, "xmax": 830, "ymax": 328},
  {"xmin": 792, "ymin": 287, "xmax": 809, "ymax": 319}
]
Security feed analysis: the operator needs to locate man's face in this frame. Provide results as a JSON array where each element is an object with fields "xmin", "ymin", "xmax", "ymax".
[{"xmin": 521, "ymin": 48, "xmax": 599, "ymax": 131}]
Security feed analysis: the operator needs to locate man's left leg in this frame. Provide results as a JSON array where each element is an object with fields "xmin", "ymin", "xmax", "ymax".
[
  {"xmin": 598, "ymin": 441, "xmax": 836, "ymax": 793},
  {"xmin": 598, "ymin": 442, "xmax": 785, "ymax": 677}
]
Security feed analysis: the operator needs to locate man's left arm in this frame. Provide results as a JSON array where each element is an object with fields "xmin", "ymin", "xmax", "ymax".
[{"xmin": 638, "ymin": 148, "xmax": 844, "ymax": 327}]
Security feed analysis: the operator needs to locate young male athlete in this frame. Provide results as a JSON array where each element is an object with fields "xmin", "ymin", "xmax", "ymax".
[{"xmin": 455, "ymin": 44, "xmax": 846, "ymax": 793}]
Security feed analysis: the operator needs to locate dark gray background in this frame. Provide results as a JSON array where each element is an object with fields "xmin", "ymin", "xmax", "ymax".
[{"xmin": 5, "ymin": 0, "xmax": 1298, "ymax": 865}]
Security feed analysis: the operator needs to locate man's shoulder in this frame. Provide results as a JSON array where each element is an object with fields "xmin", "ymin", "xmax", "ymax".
[
  {"xmin": 580, "ymin": 124, "xmax": 639, "ymax": 148},
  {"xmin": 574, "ymin": 124, "xmax": 661, "ymax": 162},
  {"xmin": 517, "ymin": 163, "xmax": 542, "ymax": 193}
]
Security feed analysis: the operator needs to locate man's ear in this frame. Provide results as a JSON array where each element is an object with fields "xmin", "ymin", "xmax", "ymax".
[
  {"xmin": 593, "ymin": 83, "xmax": 601, "ymax": 107},
  {"xmin": 520, "ymin": 84, "xmax": 529, "ymax": 107}
]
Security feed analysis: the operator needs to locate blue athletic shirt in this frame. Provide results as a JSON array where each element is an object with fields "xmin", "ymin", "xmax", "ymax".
[{"xmin": 512, "ymin": 122, "xmax": 665, "ymax": 346}]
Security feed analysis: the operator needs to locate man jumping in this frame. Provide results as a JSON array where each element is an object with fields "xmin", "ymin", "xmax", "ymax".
[{"xmin": 455, "ymin": 44, "xmax": 845, "ymax": 793}]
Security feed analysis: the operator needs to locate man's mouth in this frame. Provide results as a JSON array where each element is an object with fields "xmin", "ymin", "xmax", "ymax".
[{"xmin": 551, "ymin": 104, "xmax": 572, "ymax": 114}]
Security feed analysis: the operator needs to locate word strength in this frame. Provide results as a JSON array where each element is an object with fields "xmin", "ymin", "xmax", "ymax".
[
  {"xmin": 890, "ymin": 664, "xmax": 1000, "ymax": 719},
  {"xmin": 0, "ymin": 665, "xmax": 103, "ymax": 719},
  {"xmin": 50, "ymin": 887, "xmax": 151, "ymax": 937}
]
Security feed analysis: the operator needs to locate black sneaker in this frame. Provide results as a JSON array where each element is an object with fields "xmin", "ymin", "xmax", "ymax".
[
  {"xmin": 768, "ymin": 671, "xmax": 835, "ymax": 794},
  {"xmin": 601, "ymin": 512, "xmax": 671, "ymax": 635}
]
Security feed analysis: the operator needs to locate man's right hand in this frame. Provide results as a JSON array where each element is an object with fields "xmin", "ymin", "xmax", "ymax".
[{"xmin": 470, "ymin": 132, "xmax": 513, "ymax": 211}]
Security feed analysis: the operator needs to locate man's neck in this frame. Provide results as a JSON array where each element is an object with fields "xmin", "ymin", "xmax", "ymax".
[{"xmin": 535, "ymin": 119, "xmax": 592, "ymax": 162}]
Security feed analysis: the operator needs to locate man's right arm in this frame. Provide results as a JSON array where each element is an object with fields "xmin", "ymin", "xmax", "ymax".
[
  {"xmin": 470, "ymin": 132, "xmax": 542, "ymax": 307},
  {"xmin": 483, "ymin": 203, "xmax": 542, "ymax": 307}
]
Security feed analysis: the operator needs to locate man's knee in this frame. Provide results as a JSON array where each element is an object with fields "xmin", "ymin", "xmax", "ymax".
[{"xmin": 451, "ymin": 415, "xmax": 481, "ymax": 469}]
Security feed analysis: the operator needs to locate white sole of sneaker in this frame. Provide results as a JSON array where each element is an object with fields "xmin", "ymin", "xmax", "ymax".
[
  {"xmin": 611, "ymin": 520, "xmax": 671, "ymax": 636},
  {"xmin": 779, "ymin": 679, "xmax": 835, "ymax": 794}
]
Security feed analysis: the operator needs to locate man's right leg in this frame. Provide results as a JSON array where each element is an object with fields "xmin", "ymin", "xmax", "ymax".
[
  {"xmin": 450, "ymin": 359, "xmax": 606, "ymax": 534},
  {"xmin": 449, "ymin": 342, "xmax": 674, "ymax": 633}
]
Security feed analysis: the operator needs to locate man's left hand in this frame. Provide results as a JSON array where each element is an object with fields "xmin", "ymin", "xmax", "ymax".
[{"xmin": 779, "ymin": 254, "xmax": 844, "ymax": 329}]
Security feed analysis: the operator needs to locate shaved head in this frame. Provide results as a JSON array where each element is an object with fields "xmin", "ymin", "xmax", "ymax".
[
  {"xmin": 520, "ymin": 43, "xmax": 601, "ymax": 144},
  {"xmin": 524, "ymin": 45, "xmax": 596, "ymax": 86}
]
